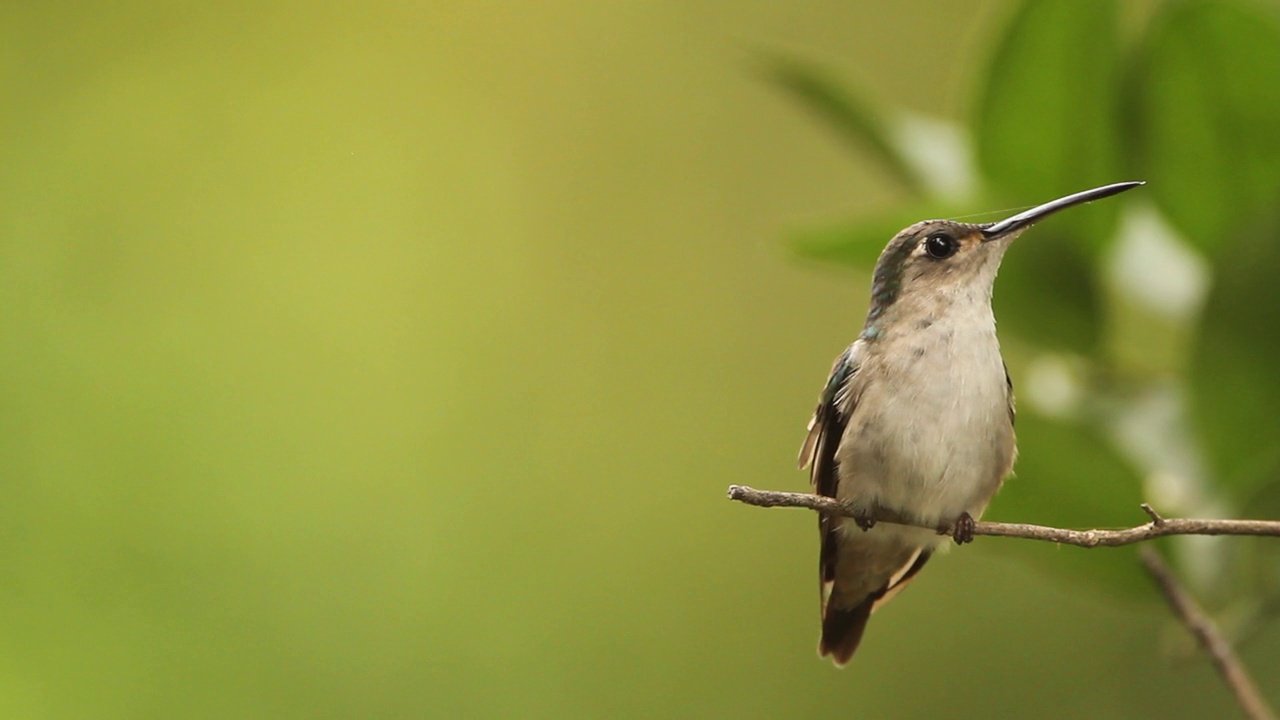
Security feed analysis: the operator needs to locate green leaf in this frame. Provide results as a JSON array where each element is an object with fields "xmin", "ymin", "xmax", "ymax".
[
  {"xmin": 974, "ymin": 0, "xmax": 1125, "ymax": 255},
  {"xmin": 983, "ymin": 412, "xmax": 1149, "ymax": 597},
  {"xmin": 1189, "ymin": 220, "xmax": 1280, "ymax": 502},
  {"xmin": 760, "ymin": 54, "xmax": 925, "ymax": 196},
  {"xmin": 1131, "ymin": 1, "xmax": 1280, "ymax": 257}
]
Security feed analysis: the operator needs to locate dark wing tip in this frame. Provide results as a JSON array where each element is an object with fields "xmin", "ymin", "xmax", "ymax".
[{"xmin": 818, "ymin": 599, "xmax": 874, "ymax": 667}]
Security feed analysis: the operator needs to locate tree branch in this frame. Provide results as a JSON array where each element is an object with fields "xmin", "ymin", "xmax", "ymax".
[
  {"xmin": 727, "ymin": 483, "xmax": 1280, "ymax": 716},
  {"xmin": 725, "ymin": 485, "xmax": 1280, "ymax": 547},
  {"xmin": 1139, "ymin": 547, "xmax": 1277, "ymax": 720}
]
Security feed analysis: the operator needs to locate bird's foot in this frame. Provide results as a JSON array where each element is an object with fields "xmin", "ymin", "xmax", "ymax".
[
  {"xmin": 852, "ymin": 509, "xmax": 877, "ymax": 532},
  {"xmin": 945, "ymin": 512, "xmax": 976, "ymax": 545}
]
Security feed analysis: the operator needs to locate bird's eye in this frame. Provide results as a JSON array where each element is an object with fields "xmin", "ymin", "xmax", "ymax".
[{"xmin": 924, "ymin": 234, "xmax": 958, "ymax": 259}]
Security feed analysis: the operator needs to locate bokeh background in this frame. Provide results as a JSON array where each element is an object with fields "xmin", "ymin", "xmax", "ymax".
[{"xmin": 3, "ymin": 1, "xmax": 1279, "ymax": 718}]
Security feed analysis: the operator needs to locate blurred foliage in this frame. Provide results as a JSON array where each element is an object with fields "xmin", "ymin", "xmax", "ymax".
[
  {"xmin": 763, "ymin": 56, "xmax": 925, "ymax": 196},
  {"xmin": 1193, "ymin": 218, "xmax": 1280, "ymax": 502},
  {"xmin": 987, "ymin": 413, "xmax": 1149, "ymax": 595},
  {"xmin": 770, "ymin": 0, "xmax": 1280, "ymax": 609},
  {"xmin": 976, "ymin": 0, "xmax": 1124, "ymax": 255},
  {"xmin": 1134, "ymin": 1, "xmax": 1280, "ymax": 256}
]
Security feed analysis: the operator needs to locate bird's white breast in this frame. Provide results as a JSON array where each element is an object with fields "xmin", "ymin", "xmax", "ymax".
[{"xmin": 836, "ymin": 299, "xmax": 1015, "ymax": 533}]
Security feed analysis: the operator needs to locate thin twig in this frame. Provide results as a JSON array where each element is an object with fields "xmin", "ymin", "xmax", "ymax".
[
  {"xmin": 1139, "ymin": 547, "xmax": 1278, "ymax": 720},
  {"xmin": 725, "ymin": 485, "xmax": 1280, "ymax": 548}
]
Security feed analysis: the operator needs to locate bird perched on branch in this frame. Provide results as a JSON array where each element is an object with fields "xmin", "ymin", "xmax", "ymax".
[{"xmin": 798, "ymin": 182, "xmax": 1142, "ymax": 665}]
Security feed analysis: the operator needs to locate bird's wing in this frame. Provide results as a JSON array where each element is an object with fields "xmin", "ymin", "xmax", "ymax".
[
  {"xmin": 797, "ymin": 343, "xmax": 859, "ymax": 606},
  {"xmin": 800, "ymin": 343, "xmax": 939, "ymax": 664}
]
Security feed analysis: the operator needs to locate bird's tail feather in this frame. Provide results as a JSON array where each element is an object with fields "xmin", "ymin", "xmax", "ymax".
[
  {"xmin": 818, "ymin": 596, "xmax": 876, "ymax": 667},
  {"xmin": 818, "ymin": 547, "xmax": 932, "ymax": 665}
]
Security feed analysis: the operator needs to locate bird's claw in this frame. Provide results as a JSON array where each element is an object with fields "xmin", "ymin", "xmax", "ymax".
[
  {"xmin": 852, "ymin": 509, "xmax": 877, "ymax": 532},
  {"xmin": 945, "ymin": 512, "xmax": 976, "ymax": 545}
]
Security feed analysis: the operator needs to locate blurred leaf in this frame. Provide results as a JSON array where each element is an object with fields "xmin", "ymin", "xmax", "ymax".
[
  {"xmin": 1132, "ymin": 0, "xmax": 1280, "ymax": 257},
  {"xmin": 789, "ymin": 223, "xmax": 889, "ymax": 270},
  {"xmin": 984, "ymin": 412, "xmax": 1149, "ymax": 597},
  {"xmin": 761, "ymin": 54, "xmax": 925, "ymax": 196},
  {"xmin": 975, "ymin": 0, "xmax": 1125, "ymax": 255},
  {"xmin": 1240, "ymin": 480, "xmax": 1280, "ymax": 603},
  {"xmin": 1244, "ymin": 479, "xmax": 1280, "ymax": 526},
  {"xmin": 994, "ymin": 231, "xmax": 1101, "ymax": 353},
  {"xmin": 788, "ymin": 201, "xmax": 968, "ymax": 269},
  {"xmin": 1189, "ymin": 219, "xmax": 1280, "ymax": 502}
]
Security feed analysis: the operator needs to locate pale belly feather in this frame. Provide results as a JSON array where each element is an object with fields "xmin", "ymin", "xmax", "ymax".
[{"xmin": 834, "ymin": 312, "xmax": 1015, "ymax": 543}]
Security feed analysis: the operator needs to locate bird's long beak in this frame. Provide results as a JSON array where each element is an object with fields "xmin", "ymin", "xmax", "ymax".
[{"xmin": 981, "ymin": 181, "xmax": 1144, "ymax": 241}]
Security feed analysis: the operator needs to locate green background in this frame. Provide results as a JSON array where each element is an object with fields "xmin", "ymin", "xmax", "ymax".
[{"xmin": 2, "ymin": 2, "xmax": 1277, "ymax": 718}]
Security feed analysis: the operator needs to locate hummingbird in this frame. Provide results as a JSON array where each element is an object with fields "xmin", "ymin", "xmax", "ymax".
[{"xmin": 798, "ymin": 181, "xmax": 1143, "ymax": 666}]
